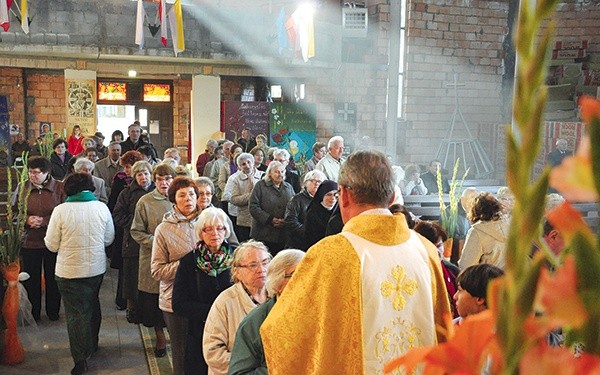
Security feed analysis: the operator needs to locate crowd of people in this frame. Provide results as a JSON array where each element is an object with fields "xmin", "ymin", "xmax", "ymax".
[{"xmin": 8, "ymin": 123, "xmax": 571, "ymax": 375}]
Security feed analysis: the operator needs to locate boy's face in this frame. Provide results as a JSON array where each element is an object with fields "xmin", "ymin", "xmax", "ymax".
[{"xmin": 453, "ymin": 286, "xmax": 485, "ymax": 318}]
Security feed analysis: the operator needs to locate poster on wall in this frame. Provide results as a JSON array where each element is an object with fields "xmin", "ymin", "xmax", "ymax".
[
  {"xmin": 269, "ymin": 103, "xmax": 316, "ymax": 165},
  {"xmin": 222, "ymin": 102, "xmax": 270, "ymax": 144},
  {"xmin": 64, "ymin": 69, "xmax": 97, "ymax": 137}
]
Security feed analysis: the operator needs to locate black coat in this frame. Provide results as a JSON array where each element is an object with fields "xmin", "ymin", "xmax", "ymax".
[
  {"xmin": 284, "ymin": 189, "xmax": 312, "ymax": 250},
  {"xmin": 172, "ymin": 248, "xmax": 234, "ymax": 340},
  {"xmin": 50, "ymin": 151, "xmax": 73, "ymax": 180}
]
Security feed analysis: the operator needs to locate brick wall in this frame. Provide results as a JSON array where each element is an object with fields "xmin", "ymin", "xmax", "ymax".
[
  {"xmin": 0, "ymin": 68, "xmax": 26, "ymax": 141},
  {"xmin": 173, "ymin": 78, "xmax": 192, "ymax": 163},
  {"xmin": 26, "ymin": 71, "xmax": 67, "ymax": 138},
  {"xmin": 404, "ymin": 0, "xmax": 507, "ymax": 178}
]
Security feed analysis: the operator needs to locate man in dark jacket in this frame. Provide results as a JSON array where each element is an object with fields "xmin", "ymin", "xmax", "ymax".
[{"xmin": 120, "ymin": 123, "xmax": 148, "ymax": 153}]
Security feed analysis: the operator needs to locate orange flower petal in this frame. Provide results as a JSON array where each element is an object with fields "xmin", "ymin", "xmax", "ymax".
[
  {"xmin": 520, "ymin": 342, "xmax": 581, "ymax": 375},
  {"xmin": 536, "ymin": 255, "xmax": 589, "ymax": 329},
  {"xmin": 579, "ymin": 96, "xmax": 600, "ymax": 125},
  {"xmin": 549, "ymin": 143, "xmax": 598, "ymax": 202},
  {"xmin": 546, "ymin": 201, "xmax": 595, "ymax": 243},
  {"xmin": 383, "ymin": 346, "xmax": 433, "ymax": 374}
]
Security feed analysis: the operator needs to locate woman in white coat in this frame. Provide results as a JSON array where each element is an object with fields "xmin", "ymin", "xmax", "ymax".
[{"xmin": 45, "ymin": 173, "xmax": 115, "ymax": 375}]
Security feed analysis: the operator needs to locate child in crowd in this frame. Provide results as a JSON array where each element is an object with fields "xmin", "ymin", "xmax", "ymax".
[{"xmin": 453, "ymin": 264, "xmax": 504, "ymax": 324}]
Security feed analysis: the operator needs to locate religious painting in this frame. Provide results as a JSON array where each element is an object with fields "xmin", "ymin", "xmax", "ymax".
[
  {"xmin": 98, "ymin": 82, "xmax": 127, "ymax": 101},
  {"xmin": 222, "ymin": 102, "xmax": 270, "ymax": 144},
  {"xmin": 40, "ymin": 122, "xmax": 52, "ymax": 137},
  {"xmin": 65, "ymin": 69, "xmax": 97, "ymax": 137},
  {"xmin": 334, "ymin": 102, "xmax": 357, "ymax": 132},
  {"xmin": 269, "ymin": 103, "xmax": 316, "ymax": 164}
]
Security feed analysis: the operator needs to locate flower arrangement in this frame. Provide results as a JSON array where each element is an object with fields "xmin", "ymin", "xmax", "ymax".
[
  {"xmin": 1, "ymin": 155, "xmax": 29, "ymax": 365},
  {"xmin": 384, "ymin": 0, "xmax": 600, "ymax": 373},
  {"xmin": 437, "ymin": 158, "xmax": 469, "ymax": 239}
]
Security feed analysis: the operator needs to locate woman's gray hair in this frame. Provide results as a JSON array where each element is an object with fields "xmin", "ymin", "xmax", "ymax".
[
  {"xmin": 195, "ymin": 206, "xmax": 231, "ymax": 240},
  {"xmin": 303, "ymin": 169, "xmax": 326, "ymax": 184},
  {"xmin": 230, "ymin": 240, "xmax": 271, "ymax": 283},
  {"xmin": 265, "ymin": 249, "xmax": 305, "ymax": 297},
  {"xmin": 273, "ymin": 148, "xmax": 290, "ymax": 161},
  {"xmin": 132, "ymin": 160, "xmax": 153, "ymax": 176},
  {"xmin": 194, "ymin": 176, "xmax": 214, "ymax": 194},
  {"xmin": 73, "ymin": 157, "xmax": 94, "ymax": 172},
  {"xmin": 236, "ymin": 152, "xmax": 254, "ymax": 168},
  {"xmin": 264, "ymin": 161, "xmax": 285, "ymax": 183}
]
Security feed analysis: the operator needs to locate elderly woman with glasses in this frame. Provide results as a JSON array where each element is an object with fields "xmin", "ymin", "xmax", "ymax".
[
  {"xmin": 19, "ymin": 156, "xmax": 66, "ymax": 322},
  {"xmin": 228, "ymin": 249, "xmax": 305, "ymax": 375},
  {"xmin": 203, "ymin": 240, "xmax": 271, "ymax": 375},
  {"xmin": 172, "ymin": 207, "xmax": 236, "ymax": 375},
  {"xmin": 284, "ymin": 169, "xmax": 326, "ymax": 250},
  {"xmin": 229, "ymin": 153, "xmax": 264, "ymax": 242},
  {"xmin": 304, "ymin": 180, "xmax": 339, "ymax": 249},
  {"xmin": 249, "ymin": 161, "xmax": 295, "ymax": 255},
  {"xmin": 73, "ymin": 158, "xmax": 108, "ymax": 204}
]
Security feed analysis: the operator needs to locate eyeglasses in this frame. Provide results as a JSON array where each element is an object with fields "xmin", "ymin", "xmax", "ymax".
[
  {"xmin": 237, "ymin": 258, "xmax": 270, "ymax": 271},
  {"xmin": 324, "ymin": 191, "xmax": 339, "ymax": 198},
  {"xmin": 202, "ymin": 226, "xmax": 226, "ymax": 234},
  {"xmin": 283, "ymin": 271, "xmax": 294, "ymax": 279},
  {"xmin": 28, "ymin": 170, "xmax": 45, "ymax": 176},
  {"xmin": 308, "ymin": 179, "xmax": 323, "ymax": 184},
  {"xmin": 197, "ymin": 192, "xmax": 213, "ymax": 197}
]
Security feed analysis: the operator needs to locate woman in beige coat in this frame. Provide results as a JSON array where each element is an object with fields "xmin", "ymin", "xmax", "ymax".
[{"xmin": 202, "ymin": 240, "xmax": 271, "ymax": 375}]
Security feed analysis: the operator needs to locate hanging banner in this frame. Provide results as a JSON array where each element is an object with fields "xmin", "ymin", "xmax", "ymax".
[
  {"xmin": 64, "ymin": 69, "xmax": 97, "ymax": 137},
  {"xmin": 269, "ymin": 102, "xmax": 316, "ymax": 163}
]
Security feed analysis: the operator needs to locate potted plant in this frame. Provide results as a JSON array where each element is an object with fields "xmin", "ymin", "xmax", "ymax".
[
  {"xmin": 0, "ymin": 154, "xmax": 30, "ymax": 365},
  {"xmin": 437, "ymin": 158, "xmax": 468, "ymax": 259}
]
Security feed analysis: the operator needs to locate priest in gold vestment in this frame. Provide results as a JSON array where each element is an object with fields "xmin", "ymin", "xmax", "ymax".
[{"xmin": 261, "ymin": 150, "xmax": 450, "ymax": 375}]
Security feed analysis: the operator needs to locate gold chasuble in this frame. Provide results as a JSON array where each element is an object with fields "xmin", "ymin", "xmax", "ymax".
[{"xmin": 261, "ymin": 211, "xmax": 450, "ymax": 375}]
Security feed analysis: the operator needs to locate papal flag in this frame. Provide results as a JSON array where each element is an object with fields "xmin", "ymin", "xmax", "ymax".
[
  {"xmin": 0, "ymin": 0, "xmax": 14, "ymax": 32},
  {"xmin": 167, "ymin": 0, "xmax": 185, "ymax": 55},
  {"xmin": 20, "ymin": 0, "xmax": 28, "ymax": 34},
  {"xmin": 134, "ymin": 0, "xmax": 145, "ymax": 48}
]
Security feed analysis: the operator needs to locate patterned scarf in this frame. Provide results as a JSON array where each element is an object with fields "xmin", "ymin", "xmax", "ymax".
[{"xmin": 194, "ymin": 241, "xmax": 233, "ymax": 277}]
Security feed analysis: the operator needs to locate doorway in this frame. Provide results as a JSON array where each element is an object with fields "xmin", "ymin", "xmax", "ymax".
[{"xmin": 137, "ymin": 104, "xmax": 173, "ymax": 158}]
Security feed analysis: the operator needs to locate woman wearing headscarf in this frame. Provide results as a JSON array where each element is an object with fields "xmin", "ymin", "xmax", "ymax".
[
  {"xmin": 172, "ymin": 207, "xmax": 236, "ymax": 375},
  {"xmin": 112, "ymin": 160, "xmax": 155, "ymax": 323},
  {"xmin": 228, "ymin": 249, "xmax": 305, "ymax": 375},
  {"xmin": 304, "ymin": 180, "xmax": 339, "ymax": 249},
  {"xmin": 203, "ymin": 240, "xmax": 271, "ymax": 375},
  {"xmin": 44, "ymin": 173, "xmax": 114, "ymax": 375},
  {"xmin": 151, "ymin": 176, "xmax": 201, "ymax": 375}
]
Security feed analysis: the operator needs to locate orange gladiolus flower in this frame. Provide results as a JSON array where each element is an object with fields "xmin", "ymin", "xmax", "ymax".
[
  {"xmin": 536, "ymin": 255, "xmax": 589, "ymax": 329},
  {"xmin": 546, "ymin": 201, "xmax": 595, "ymax": 244},
  {"xmin": 549, "ymin": 137, "xmax": 598, "ymax": 202},
  {"xmin": 384, "ymin": 310, "xmax": 496, "ymax": 375},
  {"xmin": 579, "ymin": 95, "xmax": 600, "ymax": 125}
]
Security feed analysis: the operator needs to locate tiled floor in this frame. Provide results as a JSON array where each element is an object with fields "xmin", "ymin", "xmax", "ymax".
[{"xmin": 1, "ymin": 267, "xmax": 155, "ymax": 374}]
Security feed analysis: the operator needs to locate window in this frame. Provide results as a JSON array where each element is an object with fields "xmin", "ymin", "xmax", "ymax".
[
  {"xmin": 397, "ymin": 0, "xmax": 407, "ymax": 118},
  {"xmin": 98, "ymin": 82, "xmax": 127, "ymax": 101},
  {"xmin": 143, "ymin": 84, "xmax": 171, "ymax": 102}
]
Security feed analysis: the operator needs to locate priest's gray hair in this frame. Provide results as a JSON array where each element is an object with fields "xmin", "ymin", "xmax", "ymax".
[
  {"xmin": 265, "ymin": 249, "xmax": 305, "ymax": 297},
  {"xmin": 338, "ymin": 150, "xmax": 394, "ymax": 207}
]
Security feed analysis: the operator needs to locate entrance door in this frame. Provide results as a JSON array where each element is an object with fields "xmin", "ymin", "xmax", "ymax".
[{"xmin": 137, "ymin": 104, "xmax": 173, "ymax": 159}]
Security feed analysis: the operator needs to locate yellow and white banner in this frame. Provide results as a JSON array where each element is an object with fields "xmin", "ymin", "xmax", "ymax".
[{"xmin": 64, "ymin": 69, "xmax": 97, "ymax": 137}]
